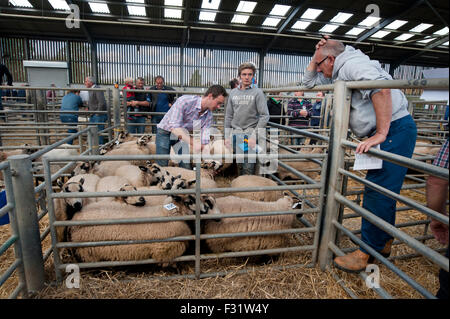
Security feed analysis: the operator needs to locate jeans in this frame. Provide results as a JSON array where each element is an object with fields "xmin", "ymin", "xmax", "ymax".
[
  {"xmin": 360, "ymin": 115, "xmax": 417, "ymax": 255},
  {"xmin": 436, "ymin": 246, "xmax": 449, "ymax": 299},
  {"xmin": 127, "ymin": 116, "xmax": 146, "ymax": 134},
  {"xmin": 232, "ymin": 133, "xmax": 256, "ymax": 176},
  {"xmin": 151, "ymin": 115, "xmax": 164, "ymax": 135},
  {"xmin": 60, "ymin": 114, "xmax": 78, "ymax": 145},
  {"xmin": 89, "ymin": 114, "xmax": 107, "ymax": 145},
  {"xmin": 155, "ymin": 128, "xmax": 191, "ymax": 169}
]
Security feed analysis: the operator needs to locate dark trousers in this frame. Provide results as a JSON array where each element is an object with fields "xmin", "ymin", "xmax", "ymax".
[
  {"xmin": 60, "ymin": 114, "xmax": 78, "ymax": 145},
  {"xmin": 360, "ymin": 115, "xmax": 417, "ymax": 254},
  {"xmin": 436, "ymin": 246, "xmax": 449, "ymax": 299},
  {"xmin": 155, "ymin": 128, "xmax": 191, "ymax": 169},
  {"xmin": 151, "ymin": 115, "xmax": 164, "ymax": 135},
  {"xmin": 232, "ymin": 133, "xmax": 256, "ymax": 176}
]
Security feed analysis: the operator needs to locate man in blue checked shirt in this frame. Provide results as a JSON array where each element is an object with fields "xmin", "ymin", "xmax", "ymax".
[{"xmin": 156, "ymin": 85, "xmax": 228, "ymax": 169}]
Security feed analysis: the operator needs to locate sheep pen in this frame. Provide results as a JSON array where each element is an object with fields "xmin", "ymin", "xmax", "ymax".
[{"xmin": 0, "ymin": 128, "xmax": 447, "ymax": 300}]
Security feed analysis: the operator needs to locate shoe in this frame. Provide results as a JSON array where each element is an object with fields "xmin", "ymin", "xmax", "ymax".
[
  {"xmin": 333, "ymin": 249, "xmax": 371, "ymax": 273},
  {"xmin": 349, "ymin": 238, "xmax": 393, "ymax": 263}
]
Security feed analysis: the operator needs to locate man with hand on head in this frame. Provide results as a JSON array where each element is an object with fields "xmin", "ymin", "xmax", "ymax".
[
  {"xmin": 155, "ymin": 85, "xmax": 228, "ymax": 169},
  {"xmin": 303, "ymin": 36, "xmax": 417, "ymax": 272}
]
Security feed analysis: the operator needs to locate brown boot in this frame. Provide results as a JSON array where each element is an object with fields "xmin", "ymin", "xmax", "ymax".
[
  {"xmin": 333, "ymin": 250, "xmax": 370, "ymax": 273},
  {"xmin": 380, "ymin": 239, "xmax": 393, "ymax": 257}
]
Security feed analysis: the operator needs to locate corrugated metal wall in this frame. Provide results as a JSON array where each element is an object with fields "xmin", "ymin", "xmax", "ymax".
[{"xmin": 0, "ymin": 37, "xmax": 438, "ymax": 87}]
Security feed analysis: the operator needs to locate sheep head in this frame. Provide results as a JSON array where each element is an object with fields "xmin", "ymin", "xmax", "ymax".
[
  {"xmin": 57, "ymin": 178, "xmax": 85, "ymax": 213},
  {"xmin": 168, "ymin": 194, "xmax": 221, "ymax": 216},
  {"xmin": 117, "ymin": 130, "xmax": 131, "ymax": 143},
  {"xmin": 146, "ymin": 162, "xmax": 165, "ymax": 185},
  {"xmin": 137, "ymin": 134, "xmax": 152, "ymax": 146},
  {"xmin": 201, "ymin": 160, "xmax": 223, "ymax": 173},
  {"xmin": 117, "ymin": 184, "xmax": 146, "ymax": 206}
]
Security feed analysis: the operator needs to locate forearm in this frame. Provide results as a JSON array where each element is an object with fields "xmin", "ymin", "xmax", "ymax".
[
  {"xmin": 426, "ymin": 175, "xmax": 449, "ymax": 215},
  {"xmin": 171, "ymin": 127, "xmax": 192, "ymax": 146},
  {"xmin": 371, "ymin": 89, "xmax": 392, "ymax": 137}
]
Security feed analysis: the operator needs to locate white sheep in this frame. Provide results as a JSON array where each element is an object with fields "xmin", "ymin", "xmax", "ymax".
[
  {"xmin": 68, "ymin": 194, "xmax": 220, "ymax": 263},
  {"xmin": 96, "ymin": 175, "xmax": 146, "ymax": 206},
  {"xmin": 113, "ymin": 164, "xmax": 153, "ymax": 187},
  {"xmin": 91, "ymin": 160, "xmax": 132, "ymax": 178},
  {"xmin": 105, "ymin": 136, "xmax": 156, "ymax": 166},
  {"xmin": 230, "ymin": 175, "xmax": 283, "ymax": 202},
  {"xmin": 204, "ymin": 195, "xmax": 299, "ymax": 254}
]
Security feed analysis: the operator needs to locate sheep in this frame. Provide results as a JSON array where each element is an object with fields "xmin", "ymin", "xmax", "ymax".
[
  {"xmin": 96, "ymin": 175, "xmax": 146, "ymax": 206},
  {"xmin": 68, "ymin": 194, "xmax": 220, "ymax": 263},
  {"xmin": 204, "ymin": 195, "xmax": 299, "ymax": 254},
  {"xmin": 91, "ymin": 160, "xmax": 132, "ymax": 178},
  {"xmin": 33, "ymin": 144, "xmax": 79, "ymax": 177},
  {"xmin": 104, "ymin": 135, "xmax": 156, "ymax": 166},
  {"xmin": 113, "ymin": 164, "xmax": 153, "ymax": 187},
  {"xmin": 164, "ymin": 165, "xmax": 215, "ymax": 181},
  {"xmin": 276, "ymin": 147, "xmax": 323, "ymax": 181},
  {"xmin": 209, "ymin": 139, "xmax": 233, "ymax": 171},
  {"xmin": 0, "ymin": 145, "xmax": 38, "ymax": 180},
  {"xmin": 54, "ymin": 173, "xmax": 100, "ymax": 242},
  {"xmin": 230, "ymin": 175, "xmax": 283, "ymax": 202}
]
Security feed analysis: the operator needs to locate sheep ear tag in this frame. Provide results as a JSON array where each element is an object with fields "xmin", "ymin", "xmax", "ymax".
[{"xmin": 164, "ymin": 203, "xmax": 177, "ymax": 211}]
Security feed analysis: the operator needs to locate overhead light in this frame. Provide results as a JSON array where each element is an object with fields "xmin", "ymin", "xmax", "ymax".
[
  {"xmin": 320, "ymin": 24, "xmax": 339, "ymax": 33},
  {"xmin": 164, "ymin": 8, "xmax": 182, "ymax": 19},
  {"xmin": 269, "ymin": 4, "xmax": 290, "ymax": 17},
  {"xmin": 231, "ymin": 14, "xmax": 250, "ymax": 24},
  {"xmin": 89, "ymin": 3, "xmax": 110, "ymax": 14},
  {"xmin": 291, "ymin": 21, "xmax": 311, "ymax": 30},
  {"xmin": 199, "ymin": 11, "xmax": 217, "ymax": 21},
  {"xmin": 385, "ymin": 20, "xmax": 407, "ymax": 30},
  {"xmin": 395, "ymin": 33, "xmax": 414, "ymax": 41},
  {"xmin": 371, "ymin": 30, "xmax": 391, "ymax": 38},
  {"xmin": 410, "ymin": 23, "xmax": 433, "ymax": 33},
  {"xmin": 201, "ymin": 0, "xmax": 220, "ymax": 10},
  {"xmin": 346, "ymin": 27, "xmax": 365, "ymax": 36},
  {"xmin": 262, "ymin": 17, "xmax": 281, "ymax": 27},
  {"xmin": 300, "ymin": 8, "xmax": 323, "ymax": 20},
  {"xmin": 330, "ymin": 12, "xmax": 353, "ymax": 23},
  {"xmin": 236, "ymin": 1, "xmax": 257, "ymax": 13},
  {"xmin": 9, "ymin": 0, "xmax": 33, "ymax": 7},
  {"xmin": 165, "ymin": 0, "xmax": 183, "ymax": 6},
  {"xmin": 434, "ymin": 27, "xmax": 449, "ymax": 35},
  {"xmin": 358, "ymin": 16, "xmax": 381, "ymax": 27}
]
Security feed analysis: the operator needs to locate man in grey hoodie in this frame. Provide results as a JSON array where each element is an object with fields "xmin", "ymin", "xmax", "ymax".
[
  {"xmin": 304, "ymin": 37, "xmax": 417, "ymax": 272},
  {"xmin": 224, "ymin": 62, "xmax": 270, "ymax": 175}
]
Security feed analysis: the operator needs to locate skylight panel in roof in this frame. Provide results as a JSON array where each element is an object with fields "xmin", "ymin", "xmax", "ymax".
[
  {"xmin": 358, "ymin": 16, "xmax": 381, "ymax": 27},
  {"xmin": 291, "ymin": 21, "xmax": 311, "ymax": 30},
  {"xmin": 269, "ymin": 4, "xmax": 290, "ymax": 16},
  {"xmin": 442, "ymin": 41, "xmax": 449, "ymax": 46},
  {"xmin": 165, "ymin": 8, "xmax": 182, "ymax": 19},
  {"xmin": 236, "ymin": 1, "xmax": 257, "ymax": 13},
  {"xmin": 48, "ymin": 0, "xmax": 70, "ymax": 11},
  {"xmin": 128, "ymin": 6, "xmax": 146, "ymax": 16},
  {"xmin": 201, "ymin": 0, "xmax": 220, "ymax": 10},
  {"xmin": 199, "ymin": 11, "xmax": 217, "ymax": 21},
  {"xmin": 417, "ymin": 37, "xmax": 434, "ymax": 44},
  {"xmin": 320, "ymin": 24, "xmax": 339, "ymax": 33},
  {"xmin": 395, "ymin": 33, "xmax": 414, "ymax": 41},
  {"xmin": 231, "ymin": 14, "xmax": 250, "ymax": 24},
  {"xmin": 89, "ymin": 3, "xmax": 110, "ymax": 14},
  {"xmin": 410, "ymin": 23, "xmax": 433, "ymax": 33},
  {"xmin": 330, "ymin": 12, "xmax": 353, "ymax": 23},
  {"xmin": 262, "ymin": 17, "xmax": 281, "ymax": 27},
  {"xmin": 9, "ymin": 0, "xmax": 33, "ymax": 7},
  {"xmin": 165, "ymin": 0, "xmax": 183, "ymax": 6},
  {"xmin": 300, "ymin": 8, "xmax": 323, "ymax": 20},
  {"xmin": 434, "ymin": 27, "xmax": 449, "ymax": 35},
  {"xmin": 385, "ymin": 20, "xmax": 407, "ymax": 30},
  {"xmin": 371, "ymin": 30, "xmax": 391, "ymax": 38},
  {"xmin": 346, "ymin": 27, "xmax": 365, "ymax": 36}
]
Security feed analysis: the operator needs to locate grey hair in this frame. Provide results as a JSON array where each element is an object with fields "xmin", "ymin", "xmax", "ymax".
[
  {"xmin": 320, "ymin": 40, "xmax": 345, "ymax": 57},
  {"xmin": 136, "ymin": 76, "xmax": 145, "ymax": 82},
  {"xmin": 85, "ymin": 76, "xmax": 96, "ymax": 84}
]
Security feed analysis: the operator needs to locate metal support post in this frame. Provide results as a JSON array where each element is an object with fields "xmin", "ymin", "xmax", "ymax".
[
  {"xmin": 8, "ymin": 155, "xmax": 45, "ymax": 294},
  {"xmin": 318, "ymin": 81, "xmax": 352, "ymax": 270}
]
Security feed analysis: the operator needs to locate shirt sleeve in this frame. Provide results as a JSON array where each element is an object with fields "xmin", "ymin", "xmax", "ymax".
[
  {"xmin": 303, "ymin": 69, "xmax": 332, "ymax": 88},
  {"xmin": 165, "ymin": 97, "xmax": 185, "ymax": 129}
]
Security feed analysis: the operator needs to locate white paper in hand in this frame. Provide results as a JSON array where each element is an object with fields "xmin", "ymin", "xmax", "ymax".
[{"xmin": 353, "ymin": 145, "xmax": 383, "ymax": 170}]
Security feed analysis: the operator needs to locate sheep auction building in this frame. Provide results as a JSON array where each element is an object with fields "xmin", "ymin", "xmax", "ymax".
[{"xmin": 0, "ymin": 0, "xmax": 448, "ymax": 300}]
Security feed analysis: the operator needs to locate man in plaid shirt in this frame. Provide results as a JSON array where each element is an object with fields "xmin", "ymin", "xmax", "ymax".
[
  {"xmin": 426, "ymin": 138, "xmax": 449, "ymax": 299},
  {"xmin": 156, "ymin": 84, "xmax": 228, "ymax": 168}
]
